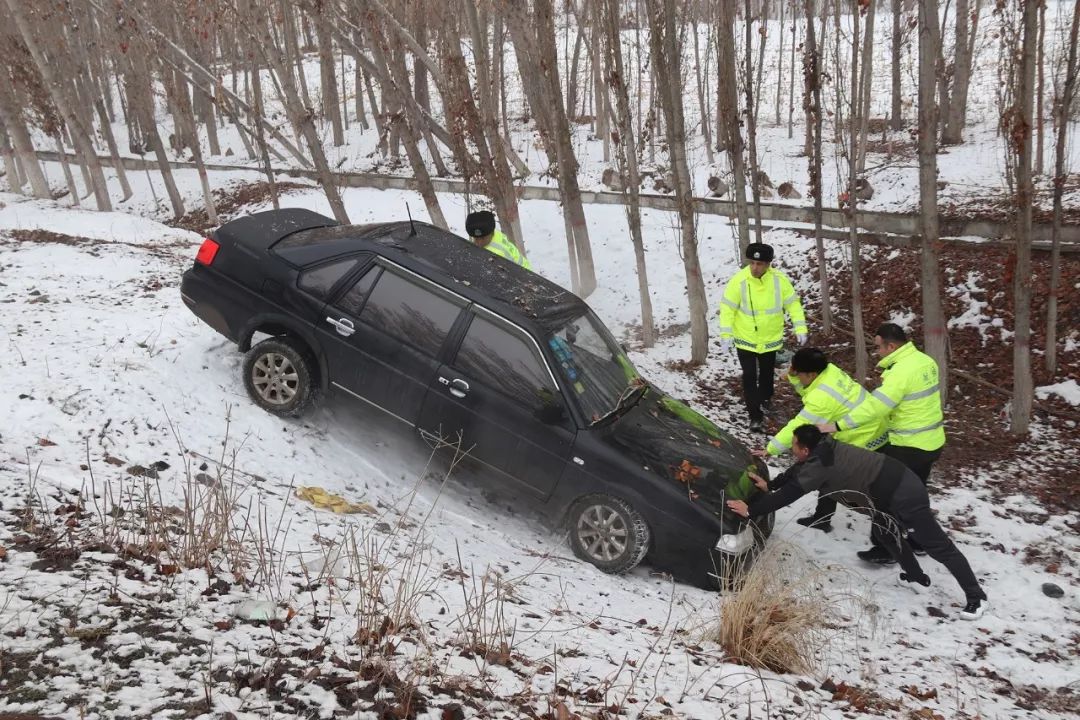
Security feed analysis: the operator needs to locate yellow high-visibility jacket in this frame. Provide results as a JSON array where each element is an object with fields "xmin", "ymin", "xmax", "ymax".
[
  {"xmin": 839, "ymin": 342, "xmax": 945, "ymax": 451},
  {"xmin": 485, "ymin": 230, "xmax": 532, "ymax": 270},
  {"xmin": 718, "ymin": 266, "xmax": 807, "ymax": 353},
  {"xmin": 767, "ymin": 363, "xmax": 889, "ymax": 456}
]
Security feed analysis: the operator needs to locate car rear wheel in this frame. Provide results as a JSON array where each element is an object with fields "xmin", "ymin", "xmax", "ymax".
[
  {"xmin": 242, "ymin": 337, "xmax": 316, "ymax": 417},
  {"xmin": 568, "ymin": 494, "xmax": 650, "ymax": 575}
]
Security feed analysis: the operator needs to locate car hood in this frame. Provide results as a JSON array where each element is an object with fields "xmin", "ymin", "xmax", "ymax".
[{"xmin": 598, "ymin": 387, "xmax": 765, "ymax": 519}]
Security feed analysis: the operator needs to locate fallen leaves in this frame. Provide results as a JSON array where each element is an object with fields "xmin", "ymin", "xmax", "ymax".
[
  {"xmin": 902, "ymin": 685, "xmax": 939, "ymax": 701},
  {"xmin": 37, "ymin": 437, "xmax": 57, "ymax": 447},
  {"xmin": 296, "ymin": 486, "xmax": 377, "ymax": 515},
  {"xmin": 672, "ymin": 459, "xmax": 701, "ymax": 484}
]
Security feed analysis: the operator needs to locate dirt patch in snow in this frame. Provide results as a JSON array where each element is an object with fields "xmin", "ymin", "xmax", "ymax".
[{"xmin": 170, "ymin": 181, "xmax": 310, "ymax": 234}]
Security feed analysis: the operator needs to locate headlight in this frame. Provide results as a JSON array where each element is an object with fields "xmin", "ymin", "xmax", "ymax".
[{"xmin": 715, "ymin": 525, "xmax": 755, "ymax": 555}]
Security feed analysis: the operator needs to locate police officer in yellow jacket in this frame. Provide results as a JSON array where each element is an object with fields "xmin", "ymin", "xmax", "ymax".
[
  {"xmin": 718, "ymin": 243, "xmax": 807, "ymax": 431},
  {"xmin": 819, "ymin": 322, "xmax": 946, "ymax": 563},
  {"xmin": 465, "ymin": 211, "xmax": 532, "ymax": 270},
  {"xmin": 762, "ymin": 348, "xmax": 888, "ymax": 532}
]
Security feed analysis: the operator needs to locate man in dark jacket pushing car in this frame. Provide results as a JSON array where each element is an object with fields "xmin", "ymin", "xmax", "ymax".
[{"xmin": 726, "ymin": 425, "xmax": 988, "ymax": 620}]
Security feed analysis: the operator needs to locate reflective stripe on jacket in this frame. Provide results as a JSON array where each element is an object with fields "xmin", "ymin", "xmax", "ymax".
[
  {"xmin": 717, "ymin": 266, "xmax": 807, "ymax": 354},
  {"xmin": 841, "ymin": 342, "xmax": 945, "ymax": 451},
  {"xmin": 485, "ymin": 230, "xmax": 532, "ymax": 270},
  {"xmin": 767, "ymin": 363, "xmax": 889, "ymax": 456}
]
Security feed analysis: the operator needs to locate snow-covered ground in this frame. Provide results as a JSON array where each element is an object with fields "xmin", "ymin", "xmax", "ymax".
[{"xmin": 1, "ymin": 170, "xmax": 1077, "ymax": 718}]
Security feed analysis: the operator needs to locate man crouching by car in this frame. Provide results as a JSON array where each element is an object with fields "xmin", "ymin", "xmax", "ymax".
[{"xmin": 726, "ymin": 425, "xmax": 988, "ymax": 620}]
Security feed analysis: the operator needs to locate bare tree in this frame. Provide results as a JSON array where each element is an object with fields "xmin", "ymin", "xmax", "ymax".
[
  {"xmin": 1046, "ymin": 0, "xmax": 1080, "ymax": 376},
  {"xmin": 942, "ymin": 0, "xmax": 979, "ymax": 143},
  {"xmin": 601, "ymin": 0, "xmax": 655, "ymax": 347},
  {"xmin": 891, "ymin": 0, "xmax": 904, "ymax": 130},
  {"xmin": 647, "ymin": 0, "xmax": 709, "ymax": 363},
  {"xmin": 744, "ymin": 0, "xmax": 765, "ymax": 246},
  {"xmin": 0, "ymin": 70, "xmax": 49, "ymax": 199},
  {"xmin": 5, "ymin": 0, "xmax": 111, "ymax": 210},
  {"xmin": 804, "ymin": 0, "xmax": 832, "ymax": 333},
  {"xmin": 1010, "ymin": 0, "xmax": 1039, "ymax": 433},
  {"xmin": 917, "ymin": 0, "xmax": 950, "ymax": 404},
  {"xmin": 248, "ymin": 0, "xmax": 349, "ymax": 223},
  {"xmin": 848, "ymin": 1, "xmax": 868, "ymax": 382},
  {"xmin": 501, "ymin": 0, "xmax": 598, "ymax": 295},
  {"xmin": 856, "ymin": 0, "xmax": 875, "ymax": 173},
  {"xmin": 716, "ymin": 0, "xmax": 751, "ymax": 255}
]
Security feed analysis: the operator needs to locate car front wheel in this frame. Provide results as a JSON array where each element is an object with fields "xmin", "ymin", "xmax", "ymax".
[
  {"xmin": 242, "ymin": 337, "xmax": 317, "ymax": 417},
  {"xmin": 568, "ymin": 494, "xmax": 650, "ymax": 575}
]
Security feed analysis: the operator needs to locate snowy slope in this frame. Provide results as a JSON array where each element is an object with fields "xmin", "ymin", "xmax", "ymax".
[{"xmin": 1, "ymin": 179, "xmax": 1077, "ymax": 719}]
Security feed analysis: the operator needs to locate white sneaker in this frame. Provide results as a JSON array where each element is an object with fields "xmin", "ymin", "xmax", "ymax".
[{"xmin": 960, "ymin": 597, "xmax": 988, "ymax": 620}]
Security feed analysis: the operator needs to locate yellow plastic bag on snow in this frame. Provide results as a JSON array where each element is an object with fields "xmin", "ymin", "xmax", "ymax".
[{"xmin": 295, "ymin": 486, "xmax": 377, "ymax": 515}]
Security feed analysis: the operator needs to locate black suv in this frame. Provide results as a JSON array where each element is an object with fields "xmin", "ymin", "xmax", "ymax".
[{"xmin": 181, "ymin": 209, "xmax": 770, "ymax": 587}]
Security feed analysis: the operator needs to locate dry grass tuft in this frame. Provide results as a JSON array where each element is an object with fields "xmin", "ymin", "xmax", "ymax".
[{"xmin": 708, "ymin": 541, "xmax": 854, "ymax": 675}]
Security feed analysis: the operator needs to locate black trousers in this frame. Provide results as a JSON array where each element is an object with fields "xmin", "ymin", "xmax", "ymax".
[
  {"xmin": 736, "ymin": 348, "xmax": 777, "ymax": 421},
  {"xmin": 810, "ymin": 443, "xmax": 943, "ymax": 523},
  {"xmin": 871, "ymin": 480, "xmax": 985, "ymax": 601}
]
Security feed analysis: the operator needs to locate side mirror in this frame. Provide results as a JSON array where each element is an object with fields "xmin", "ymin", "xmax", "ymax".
[{"xmin": 536, "ymin": 401, "xmax": 566, "ymax": 425}]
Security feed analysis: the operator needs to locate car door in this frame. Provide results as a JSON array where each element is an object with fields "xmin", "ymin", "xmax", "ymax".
[
  {"xmin": 317, "ymin": 261, "xmax": 467, "ymax": 425},
  {"xmin": 417, "ymin": 307, "xmax": 576, "ymax": 498}
]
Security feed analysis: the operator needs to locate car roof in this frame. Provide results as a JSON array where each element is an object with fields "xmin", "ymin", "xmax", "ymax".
[{"xmin": 281, "ymin": 219, "xmax": 589, "ymax": 335}]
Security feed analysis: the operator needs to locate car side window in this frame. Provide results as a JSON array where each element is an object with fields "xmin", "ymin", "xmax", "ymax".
[
  {"xmin": 358, "ymin": 268, "xmax": 463, "ymax": 357},
  {"xmin": 298, "ymin": 257, "xmax": 360, "ymax": 299},
  {"xmin": 455, "ymin": 313, "xmax": 557, "ymax": 409},
  {"xmin": 336, "ymin": 265, "xmax": 381, "ymax": 316}
]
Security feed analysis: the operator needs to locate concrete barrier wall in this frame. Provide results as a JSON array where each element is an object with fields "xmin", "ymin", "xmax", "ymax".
[{"xmin": 33, "ymin": 150, "xmax": 1080, "ymax": 249}]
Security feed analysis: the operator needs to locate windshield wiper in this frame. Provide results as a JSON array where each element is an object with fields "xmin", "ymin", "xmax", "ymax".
[{"xmin": 590, "ymin": 381, "xmax": 648, "ymax": 427}]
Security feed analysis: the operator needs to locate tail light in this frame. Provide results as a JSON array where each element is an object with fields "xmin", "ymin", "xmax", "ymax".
[{"xmin": 195, "ymin": 238, "xmax": 220, "ymax": 266}]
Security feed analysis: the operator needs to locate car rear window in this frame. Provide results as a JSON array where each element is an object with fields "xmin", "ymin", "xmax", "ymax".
[
  {"xmin": 359, "ymin": 268, "xmax": 464, "ymax": 357},
  {"xmin": 298, "ymin": 257, "xmax": 361, "ymax": 300}
]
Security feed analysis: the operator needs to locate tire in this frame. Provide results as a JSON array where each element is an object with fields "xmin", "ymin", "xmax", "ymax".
[
  {"xmin": 242, "ymin": 337, "xmax": 317, "ymax": 417},
  {"xmin": 567, "ymin": 494, "xmax": 650, "ymax": 575},
  {"xmin": 708, "ymin": 513, "xmax": 774, "ymax": 591}
]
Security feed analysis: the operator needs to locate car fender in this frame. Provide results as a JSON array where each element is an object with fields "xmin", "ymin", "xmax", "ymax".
[{"xmin": 238, "ymin": 314, "xmax": 331, "ymax": 392}]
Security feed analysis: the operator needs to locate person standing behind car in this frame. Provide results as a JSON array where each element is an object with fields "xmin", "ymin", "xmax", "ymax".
[
  {"xmin": 717, "ymin": 242, "xmax": 808, "ymax": 432},
  {"xmin": 465, "ymin": 210, "xmax": 532, "ymax": 270},
  {"xmin": 759, "ymin": 348, "xmax": 888, "ymax": 532},
  {"xmin": 726, "ymin": 425, "xmax": 987, "ymax": 621},
  {"xmin": 818, "ymin": 322, "xmax": 946, "ymax": 564}
]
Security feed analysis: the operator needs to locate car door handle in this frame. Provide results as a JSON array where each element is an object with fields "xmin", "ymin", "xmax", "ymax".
[
  {"xmin": 439, "ymin": 376, "xmax": 469, "ymax": 398},
  {"xmin": 326, "ymin": 316, "xmax": 355, "ymax": 337}
]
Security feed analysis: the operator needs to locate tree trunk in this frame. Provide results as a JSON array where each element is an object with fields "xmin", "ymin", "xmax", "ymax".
[
  {"xmin": 1010, "ymin": 0, "xmax": 1038, "ymax": 434},
  {"xmin": 1046, "ymin": 0, "xmax": 1080, "ymax": 376},
  {"xmin": 744, "ymin": 0, "xmax": 764, "ymax": 245},
  {"xmin": 776, "ymin": 0, "xmax": 786, "ymax": 127},
  {"xmin": 602, "ymin": 0, "xmax": 655, "ymax": 347},
  {"xmin": 1034, "ymin": 0, "xmax": 1045, "ymax": 174},
  {"xmin": 918, "ymin": 0, "xmax": 950, "ymax": 406},
  {"xmin": 54, "ymin": 135, "xmax": 79, "ymax": 206},
  {"xmin": 806, "ymin": 0, "xmax": 832, "ymax": 332},
  {"xmin": 316, "ymin": 7, "xmax": 344, "ymax": 147},
  {"xmin": 789, "ymin": 0, "xmax": 797, "ymax": 138},
  {"xmin": 693, "ymin": 15, "xmax": 714, "ymax": 164},
  {"xmin": 251, "ymin": 39, "xmax": 280, "ymax": 212},
  {"xmin": 942, "ymin": 0, "xmax": 973, "ymax": 143},
  {"xmin": 848, "ymin": 2, "xmax": 867, "ymax": 383},
  {"xmin": 0, "ymin": 73, "xmax": 50, "ymax": 199},
  {"xmin": 856, "ymin": 0, "xmax": 875, "ymax": 174},
  {"xmin": 717, "ymin": 1, "xmax": 751, "ymax": 255},
  {"xmin": 649, "ymin": 0, "xmax": 709, "ymax": 364},
  {"xmin": 891, "ymin": 0, "xmax": 903, "ymax": 129}
]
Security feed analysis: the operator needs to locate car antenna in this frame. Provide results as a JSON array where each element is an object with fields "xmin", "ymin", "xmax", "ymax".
[{"xmin": 406, "ymin": 203, "xmax": 417, "ymax": 237}]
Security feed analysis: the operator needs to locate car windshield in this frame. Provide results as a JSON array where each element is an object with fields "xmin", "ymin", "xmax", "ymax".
[{"xmin": 547, "ymin": 311, "xmax": 640, "ymax": 423}]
